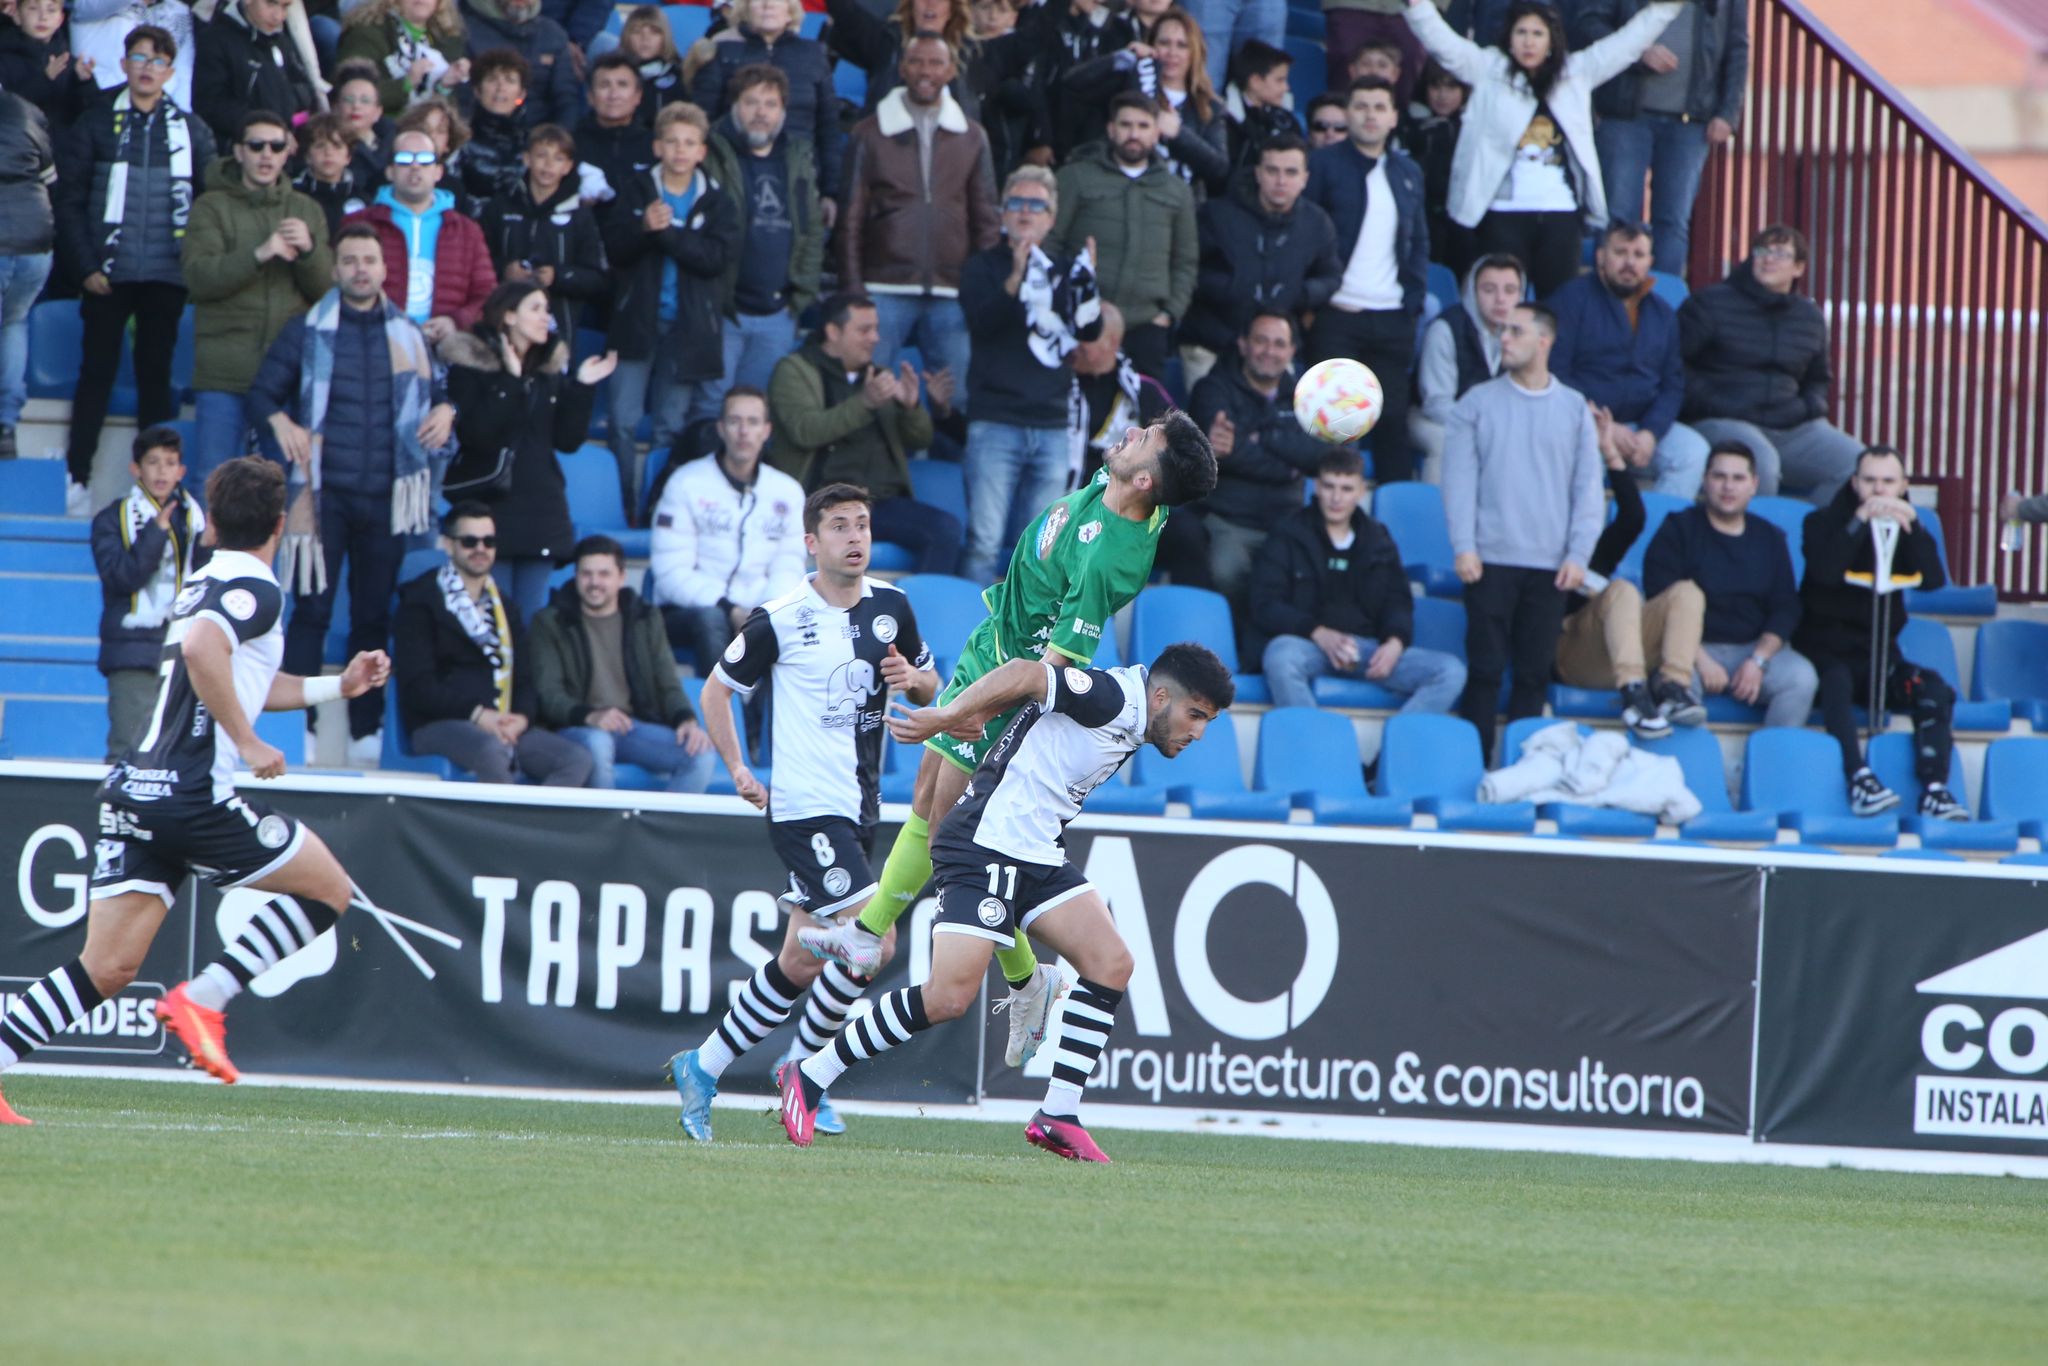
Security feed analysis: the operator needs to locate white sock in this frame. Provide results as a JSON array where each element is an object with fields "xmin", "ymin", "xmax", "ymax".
[
  {"xmin": 184, "ymin": 964, "xmax": 241, "ymax": 1012},
  {"xmin": 1039, "ymin": 1080, "xmax": 1083, "ymax": 1119},
  {"xmin": 800, "ymin": 1044, "xmax": 849, "ymax": 1092},
  {"xmin": 694, "ymin": 1032, "xmax": 738, "ymax": 1079}
]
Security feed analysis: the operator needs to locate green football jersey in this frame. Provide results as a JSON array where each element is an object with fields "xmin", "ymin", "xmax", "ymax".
[{"xmin": 983, "ymin": 470, "xmax": 1164, "ymax": 667}]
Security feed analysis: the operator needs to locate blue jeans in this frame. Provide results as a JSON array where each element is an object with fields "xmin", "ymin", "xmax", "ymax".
[
  {"xmin": 1184, "ymin": 0, "xmax": 1286, "ymax": 89},
  {"xmin": 278, "ymin": 487, "xmax": 405, "ymax": 738},
  {"xmin": 189, "ymin": 390, "xmax": 281, "ymax": 503},
  {"xmin": 307, "ymin": 14, "xmax": 341, "ymax": 72},
  {"xmin": 490, "ymin": 557, "xmax": 557, "ymax": 624},
  {"xmin": 608, "ymin": 350, "xmax": 698, "ymax": 521},
  {"xmin": 1261, "ymin": 634, "xmax": 1468, "ymax": 714},
  {"xmin": 0, "ymin": 252, "xmax": 51, "ymax": 427},
  {"xmin": 722, "ymin": 310, "xmax": 799, "ymax": 397},
  {"xmin": 1644, "ymin": 421, "xmax": 1711, "ymax": 498},
  {"xmin": 561, "ymin": 719, "xmax": 717, "ymax": 792},
  {"xmin": 1595, "ymin": 113, "xmax": 1714, "ymax": 278},
  {"xmin": 872, "ymin": 294, "xmax": 971, "ymax": 415},
  {"xmin": 873, "ymin": 494, "xmax": 961, "ymax": 576},
  {"xmin": 962, "ymin": 421, "xmax": 1070, "ymax": 583}
]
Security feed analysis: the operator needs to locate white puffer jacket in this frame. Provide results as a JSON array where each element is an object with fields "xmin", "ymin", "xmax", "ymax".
[
  {"xmin": 1405, "ymin": 0, "xmax": 1684, "ymax": 230},
  {"xmin": 648, "ymin": 453, "xmax": 808, "ymax": 613}
]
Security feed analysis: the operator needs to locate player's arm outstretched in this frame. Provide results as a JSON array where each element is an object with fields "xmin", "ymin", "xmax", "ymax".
[
  {"xmin": 887, "ymin": 657, "xmax": 1050, "ymax": 745},
  {"xmin": 263, "ymin": 651, "xmax": 391, "ymax": 713}
]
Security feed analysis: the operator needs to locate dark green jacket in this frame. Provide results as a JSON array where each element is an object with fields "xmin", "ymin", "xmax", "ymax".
[
  {"xmin": 181, "ymin": 157, "xmax": 331, "ymax": 393},
  {"xmin": 703, "ymin": 117, "xmax": 825, "ymax": 320},
  {"xmin": 765, "ymin": 339, "xmax": 931, "ymax": 497},
  {"xmin": 1047, "ymin": 141, "xmax": 1198, "ymax": 325},
  {"xmin": 528, "ymin": 584, "xmax": 697, "ymax": 731}
]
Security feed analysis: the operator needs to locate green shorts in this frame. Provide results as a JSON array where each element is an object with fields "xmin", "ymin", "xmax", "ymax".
[{"xmin": 925, "ymin": 620, "xmax": 1023, "ymax": 774}]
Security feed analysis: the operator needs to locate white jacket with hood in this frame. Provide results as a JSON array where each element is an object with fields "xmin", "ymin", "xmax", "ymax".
[
  {"xmin": 1405, "ymin": 0, "xmax": 1684, "ymax": 230},
  {"xmin": 648, "ymin": 453, "xmax": 808, "ymax": 614}
]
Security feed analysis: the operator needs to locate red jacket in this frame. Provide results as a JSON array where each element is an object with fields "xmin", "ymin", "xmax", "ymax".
[{"xmin": 344, "ymin": 197, "xmax": 498, "ymax": 331}]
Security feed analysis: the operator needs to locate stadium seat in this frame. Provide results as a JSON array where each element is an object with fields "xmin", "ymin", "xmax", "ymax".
[
  {"xmin": 1127, "ymin": 584, "xmax": 1262, "ymax": 701},
  {"xmin": 1614, "ymin": 492, "xmax": 1690, "ymax": 585},
  {"xmin": 1255, "ymin": 707, "xmax": 1413, "ymax": 825},
  {"xmin": 833, "ymin": 59, "xmax": 868, "ymax": 108},
  {"xmin": 1132, "ymin": 710, "xmax": 1292, "ymax": 821},
  {"xmin": 0, "ymin": 539, "xmax": 91, "ymax": 574},
  {"xmin": 1746, "ymin": 496, "xmax": 1810, "ymax": 583},
  {"xmin": 1425, "ymin": 262, "xmax": 1459, "ymax": 312},
  {"xmin": 1896, "ymin": 618, "xmax": 2009, "ymax": 731},
  {"xmin": 1881, "ymin": 848, "xmax": 1965, "ymax": 862},
  {"xmin": 1634, "ymin": 725, "xmax": 1779, "ymax": 842},
  {"xmin": 2001, "ymin": 851, "xmax": 2048, "ymax": 868},
  {"xmin": 1649, "ymin": 273, "xmax": 1690, "ymax": 308},
  {"xmin": 638, "ymin": 446, "xmax": 674, "ymax": 520},
  {"xmin": 1740, "ymin": 727, "xmax": 1898, "ymax": 846},
  {"xmin": 252, "ymin": 708, "xmax": 305, "ymax": 766},
  {"xmin": 380, "ymin": 677, "xmax": 460, "ymax": 779},
  {"xmin": 1868, "ymin": 732, "xmax": 2018, "ymax": 852},
  {"xmin": 1905, "ymin": 511, "xmax": 1998, "ymax": 618},
  {"xmin": 0, "ymin": 661, "xmax": 105, "ymax": 697},
  {"xmin": 0, "ymin": 460, "xmax": 66, "ymax": 515},
  {"xmin": 1497, "ymin": 718, "xmax": 1656, "ymax": 837},
  {"xmin": 1411, "ymin": 596, "xmax": 1466, "ymax": 658},
  {"xmin": 898, "ymin": 573, "xmax": 986, "ymax": 667},
  {"xmin": 1085, "ymin": 770, "xmax": 1171, "ymax": 816},
  {"xmin": 869, "ymin": 543, "xmax": 916, "ymax": 572},
  {"xmin": 1979, "ymin": 737, "xmax": 2048, "ymax": 842},
  {"xmin": 26, "ymin": 300, "xmax": 82, "ymax": 400},
  {"xmin": 0, "ymin": 575, "xmax": 101, "ymax": 643},
  {"xmin": 1372, "ymin": 482, "xmax": 1461, "ymax": 597},
  {"xmin": 560, "ymin": 445, "xmax": 648, "ymax": 558},
  {"xmin": 1282, "ymin": 35, "xmax": 1327, "ymax": 100},
  {"xmin": 1376, "ymin": 711, "xmax": 1534, "ymax": 832},
  {"xmin": 398, "ymin": 547, "xmax": 444, "ymax": 585},
  {"xmin": 0, "ymin": 696, "xmax": 105, "ymax": 760},
  {"xmin": 1970, "ymin": 619, "xmax": 2048, "ymax": 729},
  {"xmin": 0, "ymin": 516, "xmax": 90, "ymax": 543},
  {"xmin": 908, "ymin": 459, "xmax": 968, "ymax": 525}
]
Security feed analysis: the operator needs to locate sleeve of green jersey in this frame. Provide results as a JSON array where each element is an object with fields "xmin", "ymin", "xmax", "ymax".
[{"xmin": 1049, "ymin": 540, "xmax": 1151, "ymax": 663}]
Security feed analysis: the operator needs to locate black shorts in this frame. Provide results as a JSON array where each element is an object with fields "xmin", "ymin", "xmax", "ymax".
[
  {"xmin": 90, "ymin": 794, "xmax": 306, "ymax": 908},
  {"xmin": 930, "ymin": 851, "xmax": 1093, "ymax": 946},
  {"xmin": 768, "ymin": 816, "xmax": 878, "ymax": 920}
]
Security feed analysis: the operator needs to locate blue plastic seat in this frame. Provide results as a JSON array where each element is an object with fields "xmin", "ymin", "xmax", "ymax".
[
  {"xmin": 0, "ymin": 696, "xmax": 105, "ymax": 760},
  {"xmin": 1980, "ymin": 737, "xmax": 2048, "ymax": 843},
  {"xmin": 1897, "ymin": 618, "xmax": 2009, "ymax": 731},
  {"xmin": 1410, "ymin": 596, "xmax": 1466, "ymax": 658},
  {"xmin": 26, "ymin": 300, "xmax": 82, "ymax": 400},
  {"xmin": 1746, "ymin": 495, "xmax": 1811, "ymax": 583},
  {"xmin": 1905, "ymin": 511, "xmax": 1998, "ymax": 618},
  {"xmin": 1496, "ymin": 717, "xmax": 1656, "ymax": 837},
  {"xmin": 681, "ymin": 675, "xmax": 761, "ymax": 795},
  {"xmin": 897, "ymin": 573, "xmax": 986, "ymax": 669},
  {"xmin": 1882, "ymin": 848, "xmax": 1965, "ymax": 862},
  {"xmin": 833, "ymin": 60, "xmax": 868, "ymax": 108},
  {"xmin": 1373, "ymin": 482, "xmax": 1461, "ymax": 597},
  {"xmin": 1740, "ymin": 727, "xmax": 1898, "ymax": 846},
  {"xmin": 1970, "ymin": 619, "xmax": 2048, "ymax": 730},
  {"xmin": 908, "ymin": 459, "xmax": 967, "ymax": 525},
  {"xmin": 1425, "ymin": 262, "xmax": 1459, "ymax": 311},
  {"xmin": 2001, "ymin": 852, "xmax": 2048, "ymax": 867},
  {"xmin": 0, "ymin": 460, "xmax": 67, "ymax": 515},
  {"xmin": 1614, "ymin": 492, "xmax": 1691, "ymax": 585},
  {"xmin": 0, "ymin": 661, "xmax": 106, "ymax": 697},
  {"xmin": 0, "ymin": 539, "xmax": 92, "ymax": 574},
  {"xmin": 560, "ymin": 444, "xmax": 649, "ymax": 557},
  {"xmin": 1255, "ymin": 707, "xmax": 1413, "ymax": 825},
  {"xmin": 1634, "ymin": 725, "xmax": 1779, "ymax": 842},
  {"xmin": 1282, "ymin": 35, "xmax": 1327, "ymax": 101},
  {"xmin": 0, "ymin": 575, "xmax": 101, "ymax": 640},
  {"xmin": 1128, "ymin": 584, "xmax": 1261, "ymax": 700},
  {"xmin": 1867, "ymin": 731, "xmax": 2017, "ymax": 852},
  {"xmin": 1376, "ymin": 711, "xmax": 1533, "ymax": 832},
  {"xmin": 1132, "ymin": 710, "xmax": 1291, "ymax": 821},
  {"xmin": 1649, "ymin": 273, "xmax": 1690, "ymax": 309},
  {"xmin": 1085, "ymin": 769, "xmax": 1170, "ymax": 817}
]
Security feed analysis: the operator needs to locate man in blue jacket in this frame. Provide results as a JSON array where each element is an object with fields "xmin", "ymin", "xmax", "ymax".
[
  {"xmin": 1548, "ymin": 219, "xmax": 1709, "ymax": 496},
  {"xmin": 1303, "ymin": 76, "xmax": 1430, "ymax": 483}
]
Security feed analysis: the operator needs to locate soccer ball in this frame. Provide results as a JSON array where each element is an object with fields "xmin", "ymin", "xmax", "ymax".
[{"xmin": 1293, "ymin": 358, "xmax": 1384, "ymax": 444}]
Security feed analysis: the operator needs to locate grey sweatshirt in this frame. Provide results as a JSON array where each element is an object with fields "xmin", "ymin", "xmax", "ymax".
[{"xmin": 1442, "ymin": 373, "xmax": 1606, "ymax": 570}]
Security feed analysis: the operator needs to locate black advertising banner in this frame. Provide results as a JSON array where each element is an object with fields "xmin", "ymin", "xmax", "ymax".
[
  {"xmin": 980, "ymin": 832, "xmax": 1763, "ymax": 1134},
  {"xmin": 1756, "ymin": 867, "xmax": 2048, "ymax": 1154},
  {"xmin": 0, "ymin": 772, "xmax": 977, "ymax": 1102}
]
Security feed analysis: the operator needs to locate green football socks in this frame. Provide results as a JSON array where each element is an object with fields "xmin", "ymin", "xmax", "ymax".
[{"xmin": 861, "ymin": 810, "xmax": 1041, "ymax": 986}]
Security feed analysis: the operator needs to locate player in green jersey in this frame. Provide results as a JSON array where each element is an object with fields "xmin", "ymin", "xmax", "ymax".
[{"xmin": 799, "ymin": 412, "xmax": 1216, "ymax": 1063}]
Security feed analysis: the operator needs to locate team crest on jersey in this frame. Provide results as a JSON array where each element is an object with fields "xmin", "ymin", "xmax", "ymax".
[
  {"xmin": 977, "ymin": 897, "xmax": 1006, "ymax": 927},
  {"xmin": 256, "ymin": 814, "xmax": 291, "ymax": 849},
  {"xmin": 222, "ymin": 588, "xmax": 259, "ymax": 621},
  {"xmin": 1036, "ymin": 504, "xmax": 1070, "ymax": 560},
  {"xmin": 724, "ymin": 636, "xmax": 746, "ymax": 663},
  {"xmin": 873, "ymin": 614, "xmax": 897, "ymax": 644},
  {"xmin": 174, "ymin": 583, "xmax": 206, "ymax": 614},
  {"xmin": 1078, "ymin": 520, "xmax": 1102, "ymax": 545},
  {"xmin": 1064, "ymin": 667, "xmax": 1093, "ymax": 694},
  {"xmin": 823, "ymin": 867, "xmax": 851, "ymax": 897}
]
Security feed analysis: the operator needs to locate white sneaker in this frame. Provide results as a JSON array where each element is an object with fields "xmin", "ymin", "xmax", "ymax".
[
  {"xmin": 65, "ymin": 479, "xmax": 90, "ymax": 517},
  {"xmin": 994, "ymin": 964, "xmax": 1068, "ymax": 1069},
  {"xmin": 346, "ymin": 731, "xmax": 382, "ymax": 769},
  {"xmin": 797, "ymin": 919, "xmax": 885, "ymax": 976}
]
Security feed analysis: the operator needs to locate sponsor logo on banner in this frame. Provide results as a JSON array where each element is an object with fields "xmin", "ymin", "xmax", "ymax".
[
  {"xmin": 1913, "ymin": 928, "xmax": 2048, "ymax": 1140},
  {"xmin": 0, "ymin": 977, "xmax": 166, "ymax": 1055}
]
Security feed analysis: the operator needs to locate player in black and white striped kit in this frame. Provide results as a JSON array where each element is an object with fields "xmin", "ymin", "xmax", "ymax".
[
  {"xmin": 0, "ymin": 459, "xmax": 391, "ymax": 1124},
  {"xmin": 777, "ymin": 641, "xmax": 1235, "ymax": 1162},
  {"xmin": 663, "ymin": 484, "xmax": 939, "ymax": 1141}
]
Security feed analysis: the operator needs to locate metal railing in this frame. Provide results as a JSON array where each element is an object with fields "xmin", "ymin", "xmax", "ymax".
[{"xmin": 1688, "ymin": 0, "xmax": 2048, "ymax": 600}]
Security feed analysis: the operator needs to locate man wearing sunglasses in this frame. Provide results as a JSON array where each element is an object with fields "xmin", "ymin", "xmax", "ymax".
[
  {"xmin": 181, "ymin": 110, "xmax": 330, "ymax": 504},
  {"xmin": 391, "ymin": 502, "xmax": 594, "ymax": 785},
  {"xmin": 53, "ymin": 23, "xmax": 215, "ymax": 516},
  {"xmin": 344, "ymin": 129, "xmax": 498, "ymax": 344}
]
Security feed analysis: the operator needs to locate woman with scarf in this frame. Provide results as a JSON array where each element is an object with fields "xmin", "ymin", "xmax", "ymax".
[
  {"xmin": 338, "ymin": 0, "xmax": 470, "ymax": 117},
  {"xmin": 440, "ymin": 279, "xmax": 617, "ymax": 620}
]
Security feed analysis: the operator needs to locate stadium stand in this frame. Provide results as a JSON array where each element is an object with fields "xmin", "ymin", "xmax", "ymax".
[
  {"xmin": 1741, "ymin": 728, "xmax": 1900, "ymax": 847},
  {"xmin": 1376, "ymin": 712, "xmax": 1536, "ymax": 833},
  {"xmin": 1254, "ymin": 707, "xmax": 1413, "ymax": 826}
]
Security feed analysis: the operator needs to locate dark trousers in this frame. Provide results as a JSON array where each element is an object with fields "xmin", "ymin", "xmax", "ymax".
[
  {"xmin": 1459, "ymin": 563, "xmax": 1568, "ymax": 761},
  {"xmin": 1307, "ymin": 305, "xmax": 1418, "ymax": 483},
  {"xmin": 281, "ymin": 488, "xmax": 405, "ymax": 738},
  {"xmin": 1123, "ymin": 321, "xmax": 1173, "ymax": 386},
  {"xmin": 69, "ymin": 282, "xmax": 188, "ymax": 485},
  {"xmin": 1475, "ymin": 210, "xmax": 1585, "ymax": 300},
  {"xmin": 873, "ymin": 493, "xmax": 962, "ymax": 576},
  {"xmin": 1153, "ymin": 505, "xmax": 1215, "ymax": 589},
  {"xmin": 1812, "ymin": 647, "xmax": 1955, "ymax": 782}
]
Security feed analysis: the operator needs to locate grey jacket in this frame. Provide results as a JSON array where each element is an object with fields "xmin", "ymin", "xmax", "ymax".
[{"xmin": 1442, "ymin": 374, "xmax": 1606, "ymax": 571}]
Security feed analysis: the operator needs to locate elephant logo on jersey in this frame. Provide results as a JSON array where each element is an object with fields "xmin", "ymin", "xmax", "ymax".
[
  {"xmin": 822, "ymin": 657, "xmax": 881, "ymax": 729},
  {"xmin": 1036, "ymin": 504, "xmax": 1070, "ymax": 560}
]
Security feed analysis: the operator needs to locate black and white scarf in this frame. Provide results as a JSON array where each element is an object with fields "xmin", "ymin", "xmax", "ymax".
[
  {"xmin": 118, "ymin": 483, "xmax": 205, "ymax": 630},
  {"xmin": 1021, "ymin": 243, "xmax": 1100, "ymax": 368},
  {"xmin": 100, "ymin": 88, "xmax": 195, "ymax": 275},
  {"xmin": 438, "ymin": 562, "xmax": 513, "ymax": 712},
  {"xmin": 1065, "ymin": 353, "xmax": 1143, "ymax": 492}
]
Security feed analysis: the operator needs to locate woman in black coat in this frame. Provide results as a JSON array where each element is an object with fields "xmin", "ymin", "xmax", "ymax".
[{"xmin": 440, "ymin": 281, "xmax": 617, "ymax": 620}]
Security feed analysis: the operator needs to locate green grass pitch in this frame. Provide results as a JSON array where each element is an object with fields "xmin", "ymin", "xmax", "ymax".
[{"xmin": 3, "ymin": 1075, "xmax": 2045, "ymax": 1364}]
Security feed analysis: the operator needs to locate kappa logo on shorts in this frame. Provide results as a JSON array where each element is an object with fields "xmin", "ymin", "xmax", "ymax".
[
  {"xmin": 255, "ymin": 814, "xmax": 291, "ymax": 850},
  {"xmin": 221, "ymin": 588, "xmax": 258, "ymax": 622},
  {"xmin": 873, "ymin": 613, "xmax": 897, "ymax": 644},
  {"xmin": 978, "ymin": 897, "xmax": 1006, "ymax": 928},
  {"xmin": 823, "ymin": 867, "xmax": 851, "ymax": 897}
]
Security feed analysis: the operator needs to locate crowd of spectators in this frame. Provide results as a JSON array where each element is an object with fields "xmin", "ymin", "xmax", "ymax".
[{"xmin": 7, "ymin": 0, "xmax": 1962, "ymax": 817}]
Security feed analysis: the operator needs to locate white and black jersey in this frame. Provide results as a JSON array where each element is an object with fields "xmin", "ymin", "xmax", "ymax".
[
  {"xmin": 934, "ymin": 662, "xmax": 1147, "ymax": 870},
  {"xmin": 104, "ymin": 549, "xmax": 286, "ymax": 808},
  {"xmin": 711, "ymin": 575, "xmax": 930, "ymax": 826}
]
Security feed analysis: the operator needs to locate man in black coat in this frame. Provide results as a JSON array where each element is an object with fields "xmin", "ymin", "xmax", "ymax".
[
  {"xmin": 1679, "ymin": 223, "xmax": 1865, "ymax": 505},
  {"xmin": 1793, "ymin": 446, "xmax": 1966, "ymax": 822},
  {"xmin": 1181, "ymin": 134, "xmax": 1341, "ymax": 386},
  {"xmin": 193, "ymin": 0, "xmax": 318, "ymax": 146},
  {"xmin": 1251, "ymin": 447, "xmax": 1466, "ymax": 712},
  {"xmin": 0, "ymin": 89, "xmax": 55, "ymax": 462},
  {"xmin": 391, "ymin": 502, "xmax": 594, "ymax": 785}
]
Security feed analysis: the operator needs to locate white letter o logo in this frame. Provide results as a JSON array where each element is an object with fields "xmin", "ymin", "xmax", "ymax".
[{"xmin": 1173, "ymin": 845, "xmax": 1338, "ymax": 1041}]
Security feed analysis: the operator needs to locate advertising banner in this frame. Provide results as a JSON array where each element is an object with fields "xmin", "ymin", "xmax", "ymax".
[
  {"xmin": 980, "ymin": 832, "xmax": 1763, "ymax": 1134},
  {"xmin": 1756, "ymin": 867, "xmax": 2048, "ymax": 1154},
  {"xmin": 1, "ymin": 773, "xmax": 979, "ymax": 1102}
]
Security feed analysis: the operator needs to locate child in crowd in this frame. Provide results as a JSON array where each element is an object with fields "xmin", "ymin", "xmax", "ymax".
[
  {"xmin": 89, "ymin": 426, "xmax": 208, "ymax": 763},
  {"xmin": 293, "ymin": 113, "xmax": 374, "ymax": 238},
  {"xmin": 1401, "ymin": 57, "xmax": 1474, "ymax": 273},
  {"xmin": 619, "ymin": 5, "xmax": 684, "ymax": 122},
  {"xmin": 478, "ymin": 124, "xmax": 609, "ymax": 340}
]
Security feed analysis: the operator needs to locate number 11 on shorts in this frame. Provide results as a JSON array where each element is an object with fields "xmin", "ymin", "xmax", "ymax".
[{"xmin": 985, "ymin": 862, "xmax": 1017, "ymax": 899}]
